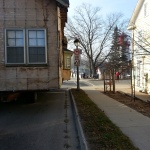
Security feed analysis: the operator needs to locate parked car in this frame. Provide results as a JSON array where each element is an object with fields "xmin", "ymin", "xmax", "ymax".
[
  {"xmin": 81, "ymin": 73, "xmax": 89, "ymax": 79},
  {"xmin": 93, "ymin": 74, "xmax": 99, "ymax": 79}
]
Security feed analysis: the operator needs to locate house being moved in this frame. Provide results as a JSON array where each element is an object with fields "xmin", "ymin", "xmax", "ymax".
[
  {"xmin": 0, "ymin": 0, "xmax": 72, "ymax": 96},
  {"xmin": 0, "ymin": 0, "xmax": 73, "ymax": 101}
]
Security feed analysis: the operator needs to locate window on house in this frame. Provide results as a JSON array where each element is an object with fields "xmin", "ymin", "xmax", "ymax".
[
  {"xmin": 6, "ymin": 30, "xmax": 25, "ymax": 63},
  {"xmin": 66, "ymin": 57, "xmax": 71, "ymax": 69},
  {"xmin": 27, "ymin": 30, "xmax": 46, "ymax": 64},
  {"xmin": 144, "ymin": 3, "xmax": 148, "ymax": 17},
  {"xmin": 137, "ymin": 30, "xmax": 143, "ymax": 53},
  {"xmin": 5, "ymin": 29, "xmax": 47, "ymax": 65},
  {"xmin": 64, "ymin": 56, "xmax": 71, "ymax": 69},
  {"xmin": 137, "ymin": 30, "xmax": 148, "ymax": 54},
  {"xmin": 138, "ymin": 31, "xmax": 142, "ymax": 43}
]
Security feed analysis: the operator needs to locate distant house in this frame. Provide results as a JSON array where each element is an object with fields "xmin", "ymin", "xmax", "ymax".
[
  {"xmin": 128, "ymin": 0, "xmax": 150, "ymax": 93},
  {"xmin": 0, "ymin": 0, "xmax": 71, "ymax": 93}
]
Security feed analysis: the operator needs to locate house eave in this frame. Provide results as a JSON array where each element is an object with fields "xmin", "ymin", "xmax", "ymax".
[
  {"xmin": 56, "ymin": 0, "xmax": 69, "ymax": 8},
  {"xmin": 63, "ymin": 48, "xmax": 73, "ymax": 55},
  {"xmin": 128, "ymin": 0, "xmax": 145, "ymax": 29},
  {"xmin": 127, "ymin": 25, "xmax": 136, "ymax": 30}
]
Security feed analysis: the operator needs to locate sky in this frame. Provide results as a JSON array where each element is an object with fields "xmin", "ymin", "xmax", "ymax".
[{"xmin": 68, "ymin": 0, "xmax": 138, "ymax": 20}]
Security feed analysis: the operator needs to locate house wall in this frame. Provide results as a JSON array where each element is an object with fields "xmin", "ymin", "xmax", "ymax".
[
  {"xmin": 57, "ymin": 7, "xmax": 63, "ymax": 86},
  {"xmin": 0, "ymin": 0, "xmax": 60, "ymax": 91},
  {"xmin": 133, "ymin": 0, "xmax": 150, "ymax": 93},
  {"xmin": 62, "ymin": 70, "xmax": 71, "ymax": 80}
]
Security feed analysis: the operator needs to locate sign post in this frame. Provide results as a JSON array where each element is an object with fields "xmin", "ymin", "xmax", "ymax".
[
  {"xmin": 74, "ymin": 48, "xmax": 81, "ymax": 90},
  {"xmin": 74, "ymin": 39, "xmax": 81, "ymax": 90},
  {"xmin": 74, "ymin": 49, "xmax": 80, "ymax": 66}
]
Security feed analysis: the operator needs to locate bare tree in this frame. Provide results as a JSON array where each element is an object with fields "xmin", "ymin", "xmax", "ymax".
[{"xmin": 65, "ymin": 3, "xmax": 124, "ymax": 76}]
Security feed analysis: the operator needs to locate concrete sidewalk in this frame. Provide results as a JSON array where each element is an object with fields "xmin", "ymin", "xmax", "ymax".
[{"xmin": 82, "ymin": 87, "xmax": 150, "ymax": 150}]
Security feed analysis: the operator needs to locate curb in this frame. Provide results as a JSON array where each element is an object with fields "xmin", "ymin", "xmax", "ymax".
[{"xmin": 69, "ymin": 89, "xmax": 89, "ymax": 150}]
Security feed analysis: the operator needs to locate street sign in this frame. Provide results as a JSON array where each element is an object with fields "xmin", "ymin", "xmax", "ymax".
[
  {"xmin": 74, "ymin": 49, "xmax": 81, "ymax": 66},
  {"xmin": 74, "ymin": 55, "xmax": 80, "ymax": 60},
  {"xmin": 74, "ymin": 49, "xmax": 80, "ymax": 55},
  {"xmin": 74, "ymin": 60, "xmax": 80, "ymax": 66}
]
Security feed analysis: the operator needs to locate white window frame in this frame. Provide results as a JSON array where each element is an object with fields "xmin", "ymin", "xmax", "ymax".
[
  {"xmin": 26, "ymin": 29, "xmax": 47, "ymax": 64},
  {"xmin": 5, "ymin": 29, "xmax": 26, "ymax": 64},
  {"xmin": 5, "ymin": 28, "xmax": 47, "ymax": 65}
]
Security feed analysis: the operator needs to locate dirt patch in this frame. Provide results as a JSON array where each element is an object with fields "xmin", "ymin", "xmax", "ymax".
[{"xmin": 103, "ymin": 91, "xmax": 150, "ymax": 118}]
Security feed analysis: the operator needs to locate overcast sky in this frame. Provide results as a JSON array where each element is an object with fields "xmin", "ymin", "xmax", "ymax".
[{"xmin": 68, "ymin": 0, "xmax": 138, "ymax": 20}]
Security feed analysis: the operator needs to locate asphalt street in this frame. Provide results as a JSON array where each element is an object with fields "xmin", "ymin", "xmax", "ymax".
[
  {"xmin": 0, "ymin": 78, "xmax": 132, "ymax": 150},
  {"xmin": 62, "ymin": 77, "xmax": 131, "ymax": 91},
  {"xmin": 0, "ymin": 91, "xmax": 79, "ymax": 150}
]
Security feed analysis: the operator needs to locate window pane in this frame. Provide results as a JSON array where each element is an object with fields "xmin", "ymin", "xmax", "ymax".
[
  {"xmin": 65, "ymin": 57, "xmax": 71, "ymax": 69},
  {"xmin": 38, "ymin": 55, "xmax": 45, "ymax": 62},
  {"xmin": 29, "ymin": 47, "xmax": 45, "ymax": 63},
  {"xmin": 7, "ymin": 47, "xmax": 24, "ymax": 63},
  {"xmin": 144, "ymin": 3, "xmax": 147, "ymax": 16},
  {"xmin": 7, "ymin": 31, "xmax": 15, "ymax": 38},
  {"xmin": 17, "ymin": 56, "xmax": 24, "ymax": 62},
  {"xmin": 8, "ymin": 39, "xmax": 15, "ymax": 46},
  {"xmin": 16, "ymin": 39, "xmax": 24, "ymax": 46},
  {"xmin": 29, "ymin": 31, "xmax": 36, "ymax": 38},
  {"xmin": 29, "ymin": 55, "xmax": 37, "ymax": 63},
  {"xmin": 37, "ymin": 39, "xmax": 45, "ymax": 46},
  {"xmin": 66, "ymin": 57, "xmax": 71, "ymax": 69},
  {"xmin": 29, "ymin": 47, "xmax": 38, "ymax": 63},
  {"xmin": 37, "ymin": 31, "xmax": 45, "ymax": 38},
  {"xmin": 38, "ymin": 48, "xmax": 45, "ymax": 54},
  {"xmin": 17, "ymin": 47, "xmax": 24, "ymax": 55},
  {"xmin": 30, "ymin": 48, "xmax": 38, "ymax": 54},
  {"xmin": 37, "ymin": 48, "xmax": 45, "ymax": 62},
  {"xmin": 16, "ymin": 31, "xmax": 23, "ymax": 38},
  {"xmin": 29, "ymin": 39, "xmax": 37, "ymax": 46}
]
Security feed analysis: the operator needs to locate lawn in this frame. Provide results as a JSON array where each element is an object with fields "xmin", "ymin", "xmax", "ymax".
[{"xmin": 71, "ymin": 88, "xmax": 139, "ymax": 150}]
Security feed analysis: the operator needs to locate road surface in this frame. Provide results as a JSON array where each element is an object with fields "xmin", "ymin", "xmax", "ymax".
[{"xmin": 0, "ymin": 91, "xmax": 79, "ymax": 150}]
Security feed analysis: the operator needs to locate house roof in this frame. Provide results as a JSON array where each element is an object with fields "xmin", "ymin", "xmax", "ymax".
[
  {"xmin": 56, "ymin": 0, "xmax": 69, "ymax": 7},
  {"xmin": 63, "ymin": 48, "xmax": 73, "ymax": 56},
  {"xmin": 63, "ymin": 48, "xmax": 73, "ymax": 53},
  {"xmin": 128, "ymin": 0, "xmax": 144, "ymax": 30}
]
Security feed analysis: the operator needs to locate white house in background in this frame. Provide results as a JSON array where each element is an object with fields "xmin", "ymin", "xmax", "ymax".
[{"xmin": 128, "ymin": 0, "xmax": 150, "ymax": 94}]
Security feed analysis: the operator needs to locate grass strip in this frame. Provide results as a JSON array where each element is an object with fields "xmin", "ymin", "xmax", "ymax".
[{"xmin": 71, "ymin": 88, "xmax": 139, "ymax": 150}]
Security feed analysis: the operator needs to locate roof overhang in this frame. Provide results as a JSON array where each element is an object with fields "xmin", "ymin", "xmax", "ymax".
[
  {"xmin": 56, "ymin": 0, "xmax": 69, "ymax": 8},
  {"xmin": 128, "ymin": 0, "xmax": 144, "ymax": 30},
  {"xmin": 63, "ymin": 48, "xmax": 73, "ymax": 54},
  {"xmin": 127, "ymin": 25, "xmax": 136, "ymax": 30}
]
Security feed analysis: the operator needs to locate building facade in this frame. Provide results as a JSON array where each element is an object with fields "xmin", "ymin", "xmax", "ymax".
[
  {"xmin": 128, "ymin": 0, "xmax": 150, "ymax": 93},
  {"xmin": 0, "ymin": 0, "xmax": 70, "ymax": 92}
]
